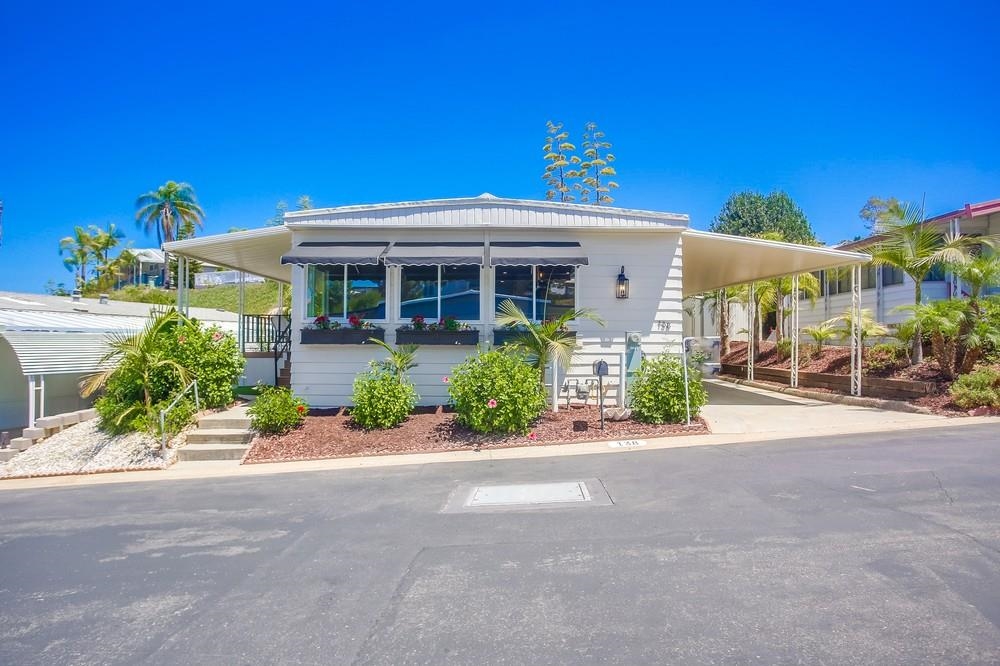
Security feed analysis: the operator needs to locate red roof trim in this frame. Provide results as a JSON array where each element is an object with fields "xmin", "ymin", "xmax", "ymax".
[{"xmin": 924, "ymin": 198, "xmax": 1000, "ymax": 224}]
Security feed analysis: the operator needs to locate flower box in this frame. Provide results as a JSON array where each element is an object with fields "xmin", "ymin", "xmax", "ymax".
[
  {"xmin": 493, "ymin": 329, "xmax": 576, "ymax": 346},
  {"xmin": 396, "ymin": 329, "xmax": 479, "ymax": 346},
  {"xmin": 300, "ymin": 327, "xmax": 385, "ymax": 345}
]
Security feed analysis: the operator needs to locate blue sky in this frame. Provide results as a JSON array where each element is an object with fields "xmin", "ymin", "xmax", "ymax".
[{"xmin": 1, "ymin": 0, "xmax": 998, "ymax": 293}]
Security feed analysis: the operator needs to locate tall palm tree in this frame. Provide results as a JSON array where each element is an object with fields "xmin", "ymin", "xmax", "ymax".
[
  {"xmin": 496, "ymin": 299, "xmax": 605, "ymax": 386},
  {"xmin": 135, "ymin": 181, "xmax": 205, "ymax": 289},
  {"xmin": 865, "ymin": 202, "xmax": 987, "ymax": 363},
  {"xmin": 948, "ymin": 253, "xmax": 1000, "ymax": 372},
  {"xmin": 89, "ymin": 222, "xmax": 126, "ymax": 266},
  {"xmin": 58, "ymin": 226, "xmax": 96, "ymax": 290}
]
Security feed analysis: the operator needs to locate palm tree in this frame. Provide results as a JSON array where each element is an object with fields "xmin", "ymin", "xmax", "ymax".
[
  {"xmin": 828, "ymin": 308, "xmax": 889, "ymax": 346},
  {"xmin": 802, "ymin": 320, "xmax": 838, "ymax": 355},
  {"xmin": 895, "ymin": 300, "xmax": 1000, "ymax": 379},
  {"xmin": 80, "ymin": 310, "xmax": 193, "ymax": 440},
  {"xmin": 495, "ymin": 299, "xmax": 605, "ymax": 386},
  {"xmin": 135, "ymin": 181, "xmax": 205, "ymax": 289},
  {"xmin": 58, "ymin": 226, "xmax": 96, "ymax": 290},
  {"xmin": 865, "ymin": 202, "xmax": 986, "ymax": 362},
  {"xmin": 367, "ymin": 338, "xmax": 419, "ymax": 380},
  {"xmin": 947, "ymin": 253, "xmax": 1000, "ymax": 373},
  {"xmin": 89, "ymin": 222, "xmax": 125, "ymax": 265}
]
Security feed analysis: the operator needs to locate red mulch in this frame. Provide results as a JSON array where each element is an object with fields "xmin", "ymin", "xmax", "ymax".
[{"xmin": 243, "ymin": 406, "xmax": 709, "ymax": 464}]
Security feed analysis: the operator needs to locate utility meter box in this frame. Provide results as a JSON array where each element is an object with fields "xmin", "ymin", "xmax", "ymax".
[
  {"xmin": 593, "ymin": 360, "xmax": 609, "ymax": 377},
  {"xmin": 625, "ymin": 331, "xmax": 643, "ymax": 384}
]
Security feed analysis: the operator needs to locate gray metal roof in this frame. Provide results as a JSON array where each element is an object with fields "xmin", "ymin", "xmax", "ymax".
[{"xmin": 0, "ymin": 331, "xmax": 112, "ymax": 375}]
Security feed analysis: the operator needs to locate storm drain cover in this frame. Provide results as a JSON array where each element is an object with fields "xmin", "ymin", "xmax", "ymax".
[{"xmin": 443, "ymin": 478, "xmax": 613, "ymax": 512}]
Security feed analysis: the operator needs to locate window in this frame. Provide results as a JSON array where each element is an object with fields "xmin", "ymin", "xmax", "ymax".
[
  {"xmin": 306, "ymin": 265, "xmax": 387, "ymax": 319},
  {"xmin": 400, "ymin": 265, "xmax": 481, "ymax": 321},
  {"xmin": 881, "ymin": 265, "xmax": 905, "ymax": 286},
  {"xmin": 923, "ymin": 265, "xmax": 945, "ymax": 282},
  {"xmin": 494, "ymin": 265, "xmax": 576, "ymax": 321},
  {"xmin": 862, "ymin": 265, "xmax": 877, "ymax": 290}
]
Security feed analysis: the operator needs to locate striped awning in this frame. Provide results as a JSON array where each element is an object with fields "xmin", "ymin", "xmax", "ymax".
[
  {"xmin": 488, "ymin": 241, "xmax": 589, "ymax": 266},
  {"xmin": 280, "ymin": 241, "xmax": 388, "ymax": 266},
  {"xmin": 383, "ymin": 242, "xmax": 485, "ymax": 266},
  {"xmin": 0, "ymin": 331, "xmax": 112, "ymax": 375}
]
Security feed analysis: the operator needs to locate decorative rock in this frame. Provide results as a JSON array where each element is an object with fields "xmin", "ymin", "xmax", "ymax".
[
  {"xmin": 34, "ymin": 416, "xmax": 63, "ymax": 429},
  {"xmin": 0, "ymin": 449, "xmax": 19, "ymax": 462},
  {"xmin": 21, "ymin": 427, "xmax": 45, "ymax": 441},
  {"xmin": 602, "ymin": 407, "xmax": 632, "ymax": 421},
  {"xmin": 76, "ymin": 408, "xmax": 98, "ymax": 421},
  {"xmin": 11, "ymin": 437, "xmax": 33, "ymax": 452},
  {"xmin": 60, "ymin": 412, "xmax": 81, "ymax": 427}
]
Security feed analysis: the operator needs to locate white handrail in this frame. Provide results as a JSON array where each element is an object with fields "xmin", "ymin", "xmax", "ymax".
[{"xmin": 160, "ymin": 380, "xmax": 200, "ymax": 450}]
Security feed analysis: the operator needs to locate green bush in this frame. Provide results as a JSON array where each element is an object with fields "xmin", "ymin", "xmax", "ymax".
[
  {"xmin": 950, "ymin": 367, "xmax": 1000, "ymax": 410},
  {"xmin": 448, "ymin": 350, "xmax": 546, "ymax": 434},
  {"xmin": 351, "ymin": 370, "xmax": 418, "ymax": 430},
  {"xmin": 629, "ymin": 355, "xmax": 708, "ymax": 424},
  {"xmin": 864, "ymin": 342, "xmax": 909, "ymax": 376},
  {"xmin": 775, "ymin": 338, "xmax": 792, "ymax": 361},
  {"xmin": 248, "ymin": 386, "xmax": 308, "ymax": 434},
  {"xmin": 152, "ymin": 321, "xmax": 244, "ymax": 408}
]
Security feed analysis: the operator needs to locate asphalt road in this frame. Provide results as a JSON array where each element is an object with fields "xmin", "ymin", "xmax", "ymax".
[{"xmin": 2, "ymin": 424, "xmax": 1000, "ymax": 665}]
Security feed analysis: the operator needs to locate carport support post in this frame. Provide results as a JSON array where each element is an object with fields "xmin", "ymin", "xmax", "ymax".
[
  {"xmin": 237, "ymin": 271, "xmax": 246, "ymax": 353},
  {"xmin": 790, "ymin": 274, "xmax": 799, "ymax": 388},
  {"xmin": 746, "ymin": 283, "xmax": 755, "ymax": 381},
  {"xmin": 551, "ymin": 361, "xmax": 559, "ymax": 413},
  {"xmin": 850, "ymin": 263, "xmax": 863, "ymax": 397}
]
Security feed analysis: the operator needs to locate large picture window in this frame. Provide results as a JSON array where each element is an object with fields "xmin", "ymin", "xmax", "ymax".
[
  {"xmin": 400, "ymin": 265, "xmax": 481, "ymax": 321},
  {"xmin": 494, "ymin": 265, "xmax": 576, "ymax": 321},
  {"xmin": 306, "ymin": 265, "xmax": 386, "ymax": 319}
]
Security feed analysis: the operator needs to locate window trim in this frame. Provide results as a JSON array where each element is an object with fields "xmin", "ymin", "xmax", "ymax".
[{"xmin": 305, "ymin": 264, "xmax": 389, "ymax": 323}]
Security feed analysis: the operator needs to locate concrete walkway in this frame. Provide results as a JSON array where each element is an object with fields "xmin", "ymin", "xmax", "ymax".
[
  {"xmin": 0, "ymin": 381, "xmax": 989, "ymax": 491},
  {"xmin": 700, "ymin": 380, "xmax": 944, "ymax": 435}
]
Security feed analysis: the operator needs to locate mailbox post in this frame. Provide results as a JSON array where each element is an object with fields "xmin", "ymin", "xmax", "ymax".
[{"xmin": 593, "ymin": 360, "xmax": 609, "ymax": 430}]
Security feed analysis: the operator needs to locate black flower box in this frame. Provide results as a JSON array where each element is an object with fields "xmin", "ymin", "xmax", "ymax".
[
  {"xmin": 493, "ymin": 329, "xmax": 576, "ymax": 346},
  {"xmin": 300, "ymin": 328, "xmax": 385, "ymax": 345},
  {"xmin": 396, "ymin": 329, "xmax": 479, "ymax": 346}
]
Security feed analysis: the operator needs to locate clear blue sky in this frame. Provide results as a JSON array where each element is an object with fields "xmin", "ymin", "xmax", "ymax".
[{"xmin": 1, "ymin": 1, "xmax": 998, "ymax": 293}]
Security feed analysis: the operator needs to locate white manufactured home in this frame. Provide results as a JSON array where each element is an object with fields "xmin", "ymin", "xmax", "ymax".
[{"xmin": 165, "ymin": 195, "xmax": 867, "ymax": 407}]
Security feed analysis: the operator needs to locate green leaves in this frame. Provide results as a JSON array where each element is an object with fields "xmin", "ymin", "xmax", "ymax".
[
  {"xmin": 448, "ymin": 350, "xmax": 546, "ymax": 434},
  {"xmin": 628, "ymin": 355, "xmax": 707, "ymax": 424},
  {"xmin": 249, "ymin": 386, "xmax": 308, "ymax": 434},
  {"xmin": 351, "ymin": 370, "xmax": 418, "ymax": 430}
]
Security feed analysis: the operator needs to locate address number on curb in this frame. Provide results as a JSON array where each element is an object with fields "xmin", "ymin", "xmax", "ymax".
[{"xmin": 608, "ymin": 439, "xmax": 647, "ymax": 449}]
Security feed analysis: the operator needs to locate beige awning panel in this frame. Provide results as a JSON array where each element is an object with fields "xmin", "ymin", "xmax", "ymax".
[
  {"xmin": 681, "ymin": 230, "xmax": 870, "ymax": 297},
  {"xmin": 383, "ymin": 242, "xmax": 485, "ymax": 266},
  {"xmin": 164, "ymin": 227, "xmax": 293, "ymax": 283}
]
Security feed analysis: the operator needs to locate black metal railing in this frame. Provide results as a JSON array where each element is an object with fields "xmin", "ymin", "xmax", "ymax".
[{"xmin": 241, "ymin": 314, "xmax": 290, "ymax": 354}]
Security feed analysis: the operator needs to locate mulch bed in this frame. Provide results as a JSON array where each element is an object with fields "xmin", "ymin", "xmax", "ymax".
[{"xmin": 243, "ymin": 406, "xmax": 709, "ymax": 464}]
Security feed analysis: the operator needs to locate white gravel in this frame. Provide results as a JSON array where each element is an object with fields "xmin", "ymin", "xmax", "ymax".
[{"xmin": 0, "ymin": 421, "xmax": 180, "ymax": 479}]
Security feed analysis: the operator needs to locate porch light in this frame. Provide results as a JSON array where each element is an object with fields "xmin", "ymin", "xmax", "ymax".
[{"xmin": 616, "ymin": 266, "xmax": 629, "ymax": 299}]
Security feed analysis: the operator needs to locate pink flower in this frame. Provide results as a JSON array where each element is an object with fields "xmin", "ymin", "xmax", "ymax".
[
  {"xmin": 442, "ymin": 376, "xmax": 450, "ymax": 383},
  {"xmin": 177, "ymin": 335, "xmax": 186, "ymax": 344},
  {"xmin": 528, "ymin": 432, "xmax": 537, "ymax": 440},
  {"xmin": 212, "ymin": 331, "xmax": 223, "ymax": 342},
  {"xmin": 487, "ymin": 399, "xmax": 498, "ymax": 409}
]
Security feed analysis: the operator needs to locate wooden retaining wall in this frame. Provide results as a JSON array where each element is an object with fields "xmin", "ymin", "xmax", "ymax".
[{"xmin": 720, "ymin": 364, "xmax": 935, "ymax": 401}]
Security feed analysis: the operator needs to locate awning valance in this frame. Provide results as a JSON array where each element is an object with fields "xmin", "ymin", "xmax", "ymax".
[
  {"xmin": 383, "ymin": 242, "xmax": 485, "ymax": 266},
  {"xmin": 488, "ymin": 241, "xmax": 589, "ymax": 267},
  {"xmin": 280, "ymin": 241, "xmax": 388, "ymax": 266}
]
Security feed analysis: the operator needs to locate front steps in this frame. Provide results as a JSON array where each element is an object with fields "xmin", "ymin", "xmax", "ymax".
[{"xmin": 177, "ymin": 405, "xmax": 253, "ymax": 462}]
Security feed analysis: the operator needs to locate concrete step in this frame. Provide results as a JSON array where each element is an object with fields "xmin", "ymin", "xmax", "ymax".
[
  {"xmin": 177, "ymin": 443, "xmax": 248, "ymax": 461},
  {"xmin": 186, "ymin": 428, "xmax": 253, "ymax": 445},
  {"xmin": 197, "ymin": 416, "xmax": 251, "ymax": 429}
]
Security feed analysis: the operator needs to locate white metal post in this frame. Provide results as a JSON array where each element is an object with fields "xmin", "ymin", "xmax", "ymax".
[
  {"xmin": 237, "ymin": 271, "xmax": 246, "ymax": 353},
  {"xmin": 851, "ymin": 264, "xmax": 863, "ymax": 397},
  {"xmin": 39, "ymin": 374, "xmax": 45, "ymax": 418},
  {"xmin": 27, "ymin": 375, "xmax": 35, "ymax": 428},
  {"xmin": 618, "ymin": 351, "xmax": 626, "ymax": 407},
  {"xmin": 551, "ymin": 361, "xmax": 559, "ymax": 413},
  {"xmin": 790, "ymin": 274, "xmax": 799, "ymax": 388},
  {"xmin": 747, "ymin": 283, "xmax": 755, "ymax": 381}
]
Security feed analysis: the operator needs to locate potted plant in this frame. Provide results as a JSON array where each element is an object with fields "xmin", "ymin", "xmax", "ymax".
[
  {"xmin": 301, "ymin": 314, "xmax": 385, "ymax": 344},
  {"xmin": 396, "ymin": 315, "xmax": 479, "ymax": 345},
  {"xmin": 494, "ymin": 319, "xmax": 577, "ymax": 346}
]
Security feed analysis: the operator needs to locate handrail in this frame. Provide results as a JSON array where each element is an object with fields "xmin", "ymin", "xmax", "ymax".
[
  {"xmin": 160, "ymin": 380, "xmax": 200, "ymax": 450},
  {"xmin": 273, "ymin": 317, "xmax": 292, "ymax": 384}
]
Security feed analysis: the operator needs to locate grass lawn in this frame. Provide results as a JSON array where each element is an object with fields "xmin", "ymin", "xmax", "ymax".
[{"xmin": 112, "ymin": 282, "xmax": 290, "ymax": 314}]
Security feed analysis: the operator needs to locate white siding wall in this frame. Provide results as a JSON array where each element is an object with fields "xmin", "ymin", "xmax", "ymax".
[
  {"xmin": 0, "ymin": 339, "xmax": 93, "ymax": 433},
  {"xmin": 290, "ymin": 228, "xmax": 684, "ymax": 407}
]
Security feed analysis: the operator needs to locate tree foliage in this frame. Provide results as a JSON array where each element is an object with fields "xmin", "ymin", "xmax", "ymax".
[
  {"xmin": 575, "ymin": 122, "xmax": 619, "ymax": 205},
  {"xmin": 859, "ymin": 195, "xmax": 901, "ymax": 231},
  {"xmin": 542, "ymin": 121, "xmax": 581, "ymax": 202},
  {"xmin": 709, "ymin": 191, "xmax": 816, "ymax": 244}
]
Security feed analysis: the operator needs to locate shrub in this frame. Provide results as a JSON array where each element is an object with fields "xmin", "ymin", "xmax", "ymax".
[
  {"xmin": 629, "ymin": 355, "xmax": 708, "ymax": 424},
  {"xmin": 950, "ymin": 367, "xmax": 1000, "ymax": 410},
  {"xmin": 864, "ymin": 342, "xmax": 909, "ymax": 376},
  {"xmin": 448, "ymin": 350, "xmax": 547, "ymax": 434},
  {"xmin": 775, "ymin": 338, "xmax": 792, "ymax": 361},
  {"xmin": 152, "ymin": 321, "xmax": 245, "ymax": 408},
  {"xmin": 351, "ymin": 370, "xmax": 418, "ymax": 430},
  {"xmin": 248, "ymin": 386, "xmax": 308, "ymax": 434}
]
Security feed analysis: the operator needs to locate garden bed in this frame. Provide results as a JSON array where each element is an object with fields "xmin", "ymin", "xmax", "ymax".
[{"xmin": 243, "ymin": 406, "xmax": 709, "ymax": 464}]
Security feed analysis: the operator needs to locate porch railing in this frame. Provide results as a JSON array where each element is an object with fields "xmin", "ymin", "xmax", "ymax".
[{"xmin": 241, "ymin": 315, "xmax": 290, "ymax": 354}]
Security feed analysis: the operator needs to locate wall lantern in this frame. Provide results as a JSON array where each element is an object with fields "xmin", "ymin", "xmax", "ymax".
[{"xmin": 616, "ymin": 266, "xmax": 629, "ymax": 299}]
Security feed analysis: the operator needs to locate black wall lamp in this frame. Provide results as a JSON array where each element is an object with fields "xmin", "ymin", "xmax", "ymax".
[{"xmin": 616, "ymin": 266, "xmax": 629, "ymax": 299}]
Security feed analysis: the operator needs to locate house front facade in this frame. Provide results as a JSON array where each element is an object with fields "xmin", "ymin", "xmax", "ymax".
[{"xmin": 165, "ymin": 195, "xmax": 866, "ymax": 406}]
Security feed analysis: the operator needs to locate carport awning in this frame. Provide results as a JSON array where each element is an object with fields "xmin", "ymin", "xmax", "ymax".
[
  {"xmin": 681, "ymin": 230, "xmax": 869, "ymax": 297},
  {"xmin": 164, "ymin": 227, "xmax": 292, "ymax": 283},
  {"xmin": 280, "ymin": 241, "xmax": 388, "ymax": 266},
  {"xmin": 0, "ymin": 330, "xmax": 111, "ymax": 375},
  {"xmin": 383, "ymin": 242, "xmax": 485, "ymax": 266},
  {"xmin": 489, "ymin": 241, "xmax": 589, "ymax": 266}
]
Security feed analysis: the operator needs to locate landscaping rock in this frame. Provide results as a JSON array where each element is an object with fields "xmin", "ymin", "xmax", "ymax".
[
  {"xmin": 0, "ymin": 449, "xmax": 18, "ymax": 462},
  {"xmin": 21, "ymin": 427, "xmax": 45, "ymax": 441},
  {"xmin": 10, "ymin": 437, "xmax": 33, "ymax": 452},
  {"xmin": 60, "ymin": 412, "xmax": 81, "ymax": 427},
  {"xmin": 76, "ymin": 408, "xmax": 98, "ymax": 421},
  {"xmin": 34, "ymin": 416, "xmax": 63, "ymax": 436}
]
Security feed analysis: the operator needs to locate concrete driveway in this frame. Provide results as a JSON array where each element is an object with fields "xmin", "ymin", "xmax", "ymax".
[{"xmin": 701, "ymin": 379, "xmax": 945, "ymax": 435}]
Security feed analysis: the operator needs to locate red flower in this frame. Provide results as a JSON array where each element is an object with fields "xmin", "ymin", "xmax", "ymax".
[{"xmin": 296, "ymin": 405, "xmax": 306, "ymax": 414}]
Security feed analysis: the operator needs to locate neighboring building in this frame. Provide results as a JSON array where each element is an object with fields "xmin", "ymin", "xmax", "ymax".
[
  {"xmin": 122, "ymin": 248, "xmax": 265, "ymax": 289},
  {"xmin": 165, "ymin": 194, "xmax": 865, "ymax": 408},
  {"xmin": 0, "ymin": 291, "xmax": 239, "ymax": 434}
]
